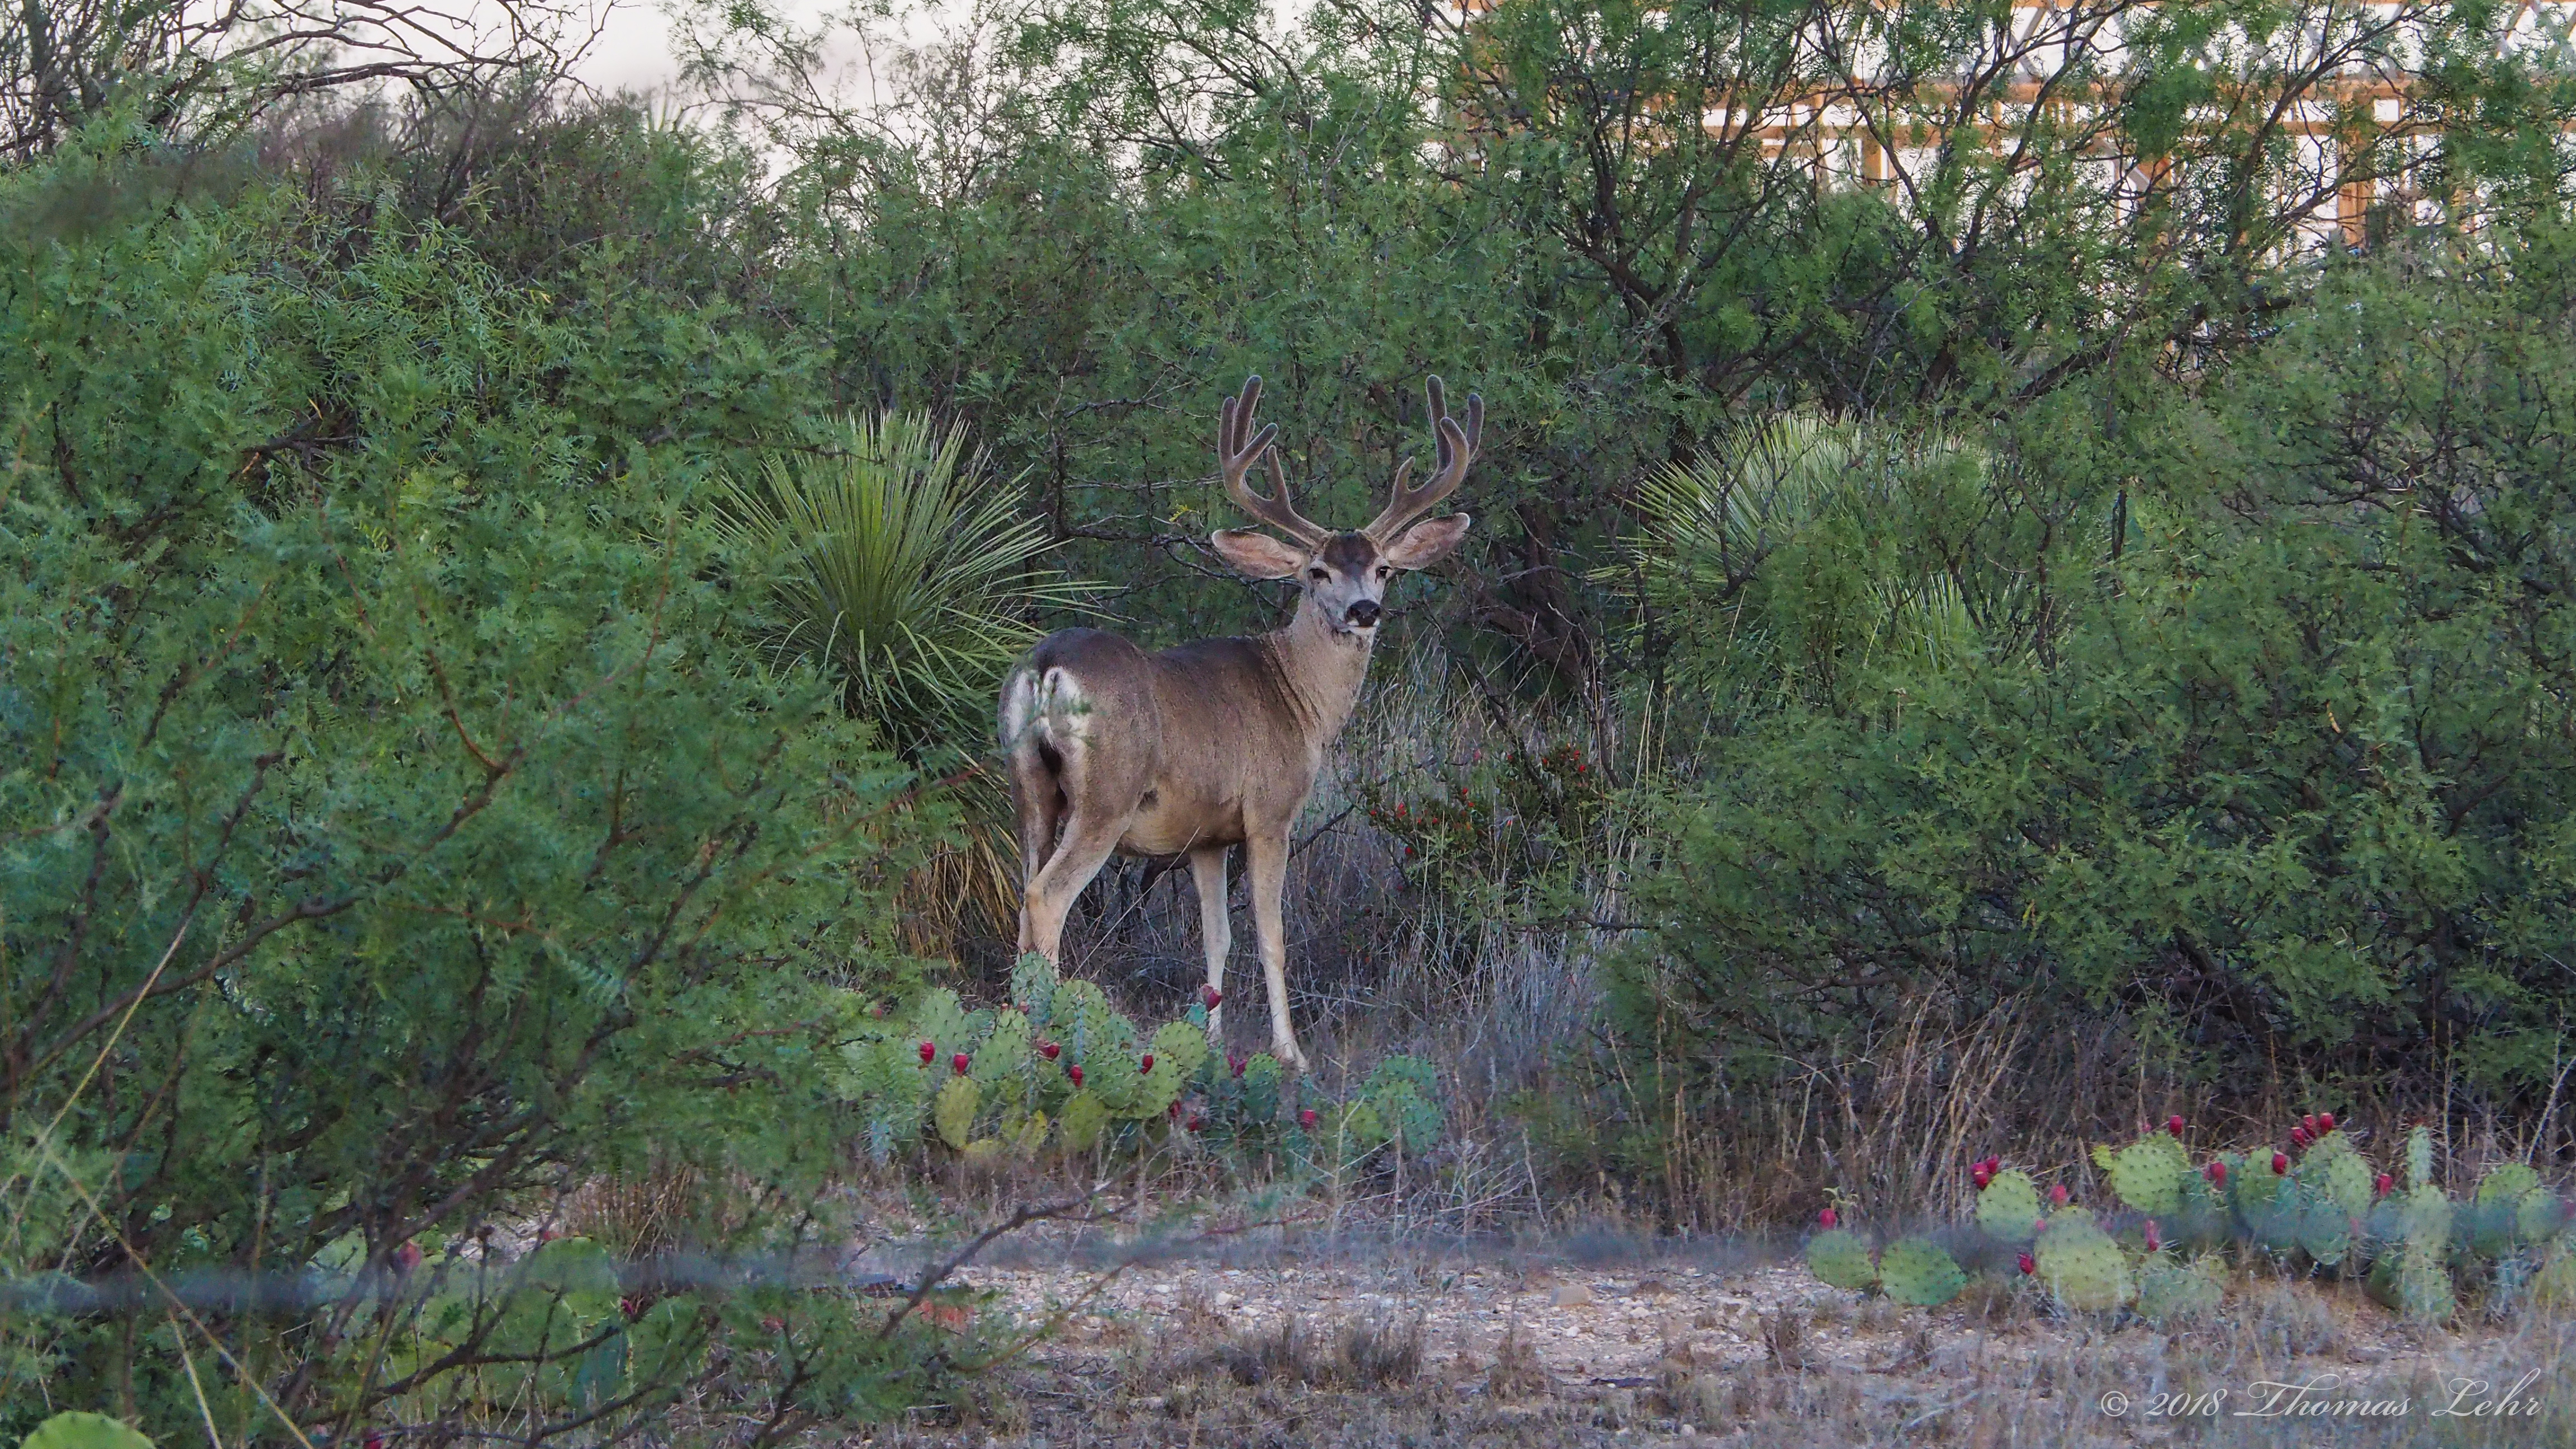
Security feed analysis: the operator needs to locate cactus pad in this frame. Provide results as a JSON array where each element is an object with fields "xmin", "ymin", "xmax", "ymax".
[
  {"xmin": 1057, "ymin": 1090, "xmax": 1108, "ymax": 1151},
  {"xmin": 1010, "ymin": 951, "xmax": 1059, "ymax": 1024},
  {"xmin": 2034, "ymin": 1210, "xmax": 2132, "ymax": 1312},
  {"xmin": 2094, "ymin": 1133, "xmax": 2191, "ymax": 1216},
  {"xmin": 1975, "ymin": 1169, "xmax": 2043, "ymax": 1243},
  {"xmin": 934, "ymin": 1076, "xmax": 981, "ymax": 1150},
  {"xmin": 1806, "ymin": 1229, "xmax": 1878, "ymax": 1292},
  {"xmin": 2138, "ymin": 1257, "xmax": 2225, "ymax": 1327},
  {"xmin": 1877, "ymin": 1238, "xmax": 1967, "ymax": 1307},
  {"xmin": 2406, "ymin": 1126, "xmax": 2435, "ymax": 1192}
]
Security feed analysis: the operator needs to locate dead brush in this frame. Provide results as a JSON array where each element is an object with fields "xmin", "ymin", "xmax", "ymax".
[
  {"xmin": 1199, "ymin": 1312, "xmax": 1427, "ymax": 1389},
  {"xmin": 558, "ymin": 1161, "xmax": 705, "ymax": 1260}
]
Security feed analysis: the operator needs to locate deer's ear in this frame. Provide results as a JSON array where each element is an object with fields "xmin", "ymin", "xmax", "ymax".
[
  {"xmin": 1381, "ymin": 514, "xmax": 1471, "ymax": 570},
  {"xmin": 1211, "ymin": 529, "xmax": 1309, "ymax": 580}
]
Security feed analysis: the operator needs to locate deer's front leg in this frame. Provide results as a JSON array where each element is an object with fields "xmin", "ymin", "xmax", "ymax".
[
  {"xmin": 1243, "ymin": 828, "xmax": 1308, "ymax": 1072},
  {"xmin": 1187, "ymin": 845, "xmax": 1232, "ymax": 1045}
]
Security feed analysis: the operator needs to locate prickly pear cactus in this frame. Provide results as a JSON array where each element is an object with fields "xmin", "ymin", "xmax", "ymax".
[
  {"xmin": 974, "ymin": 1008, "xmax": 1032, "ymax": 1094},
  {"xmin": 1362, "ymin": 1057, "xmax": 1445, "ymax": 1152},
  {"xmin": 2366, "ymin": 1184, "xmax": 2456, "ymax": 1323},
  {"xmin": 2295, "ymin": 1189, "xmax": 2355, "ymax": 1267},
  {"xmin": 2469, "ymin": 1164, "xmax": 2550, "ymax": 1257},
  {"xmin": 2137, "ymin": 1257, "xmax": 2225, "ymax": 1327},
  {"xmin": 1239, "ymin": 1053, "xmax": 1284, "ymax": 1123},
  {"xmin": 2094, "ymin": 1133, "xmax": 2191, "ymax": 1216},
  {"xmin": 1011, "ymin": 951, "xmax": 1060, "ymax": 1024},
  {"xmin": 2532, "ymin": 1246, "xmax": 2576, "ymax": 1312},
  {"xmin": 1877, "ymin": 1239, "xmax": 1966, "ymax": 1307},
  {"xmin": 934, "ymin": 1076, "xmax": 981, "ymax": 1150},
  {"xmin": 913, "ymin": 988, "xmax": 973, "ymax": 1060},
  {"xmin": 1975, "ymin": 1169, "xmax": 2043, "ymax": 1243},
  {"xmin": 1806, "ymin": 1229, "xmax": 1878, "ymax": 1292},
  {"xmin": 1057, "ymin": 1090, "xmax": 1109, "ymax": 1151},
  {"xmin": 2313, "ymin": 1143, "xmax": 2376, "ymax": 1222},
  {"xmin": 2034, "ymin": 1210, "xmax": 2132, "ymax": 1313},
  {"xmin": 2407, "ymin": 1126, "xmax": 2435, "ymax": 1192}
]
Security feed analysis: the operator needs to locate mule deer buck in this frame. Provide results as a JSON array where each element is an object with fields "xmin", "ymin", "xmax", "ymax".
[{"xmin": 998, "ymin": 375, "xmax": 1481, "ymax": 1071}]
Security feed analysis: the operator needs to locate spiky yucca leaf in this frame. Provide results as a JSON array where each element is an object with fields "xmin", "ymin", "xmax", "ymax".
[{"xmin": 718, "ymin": 410, "xmax": 1087, "ymax": 753}]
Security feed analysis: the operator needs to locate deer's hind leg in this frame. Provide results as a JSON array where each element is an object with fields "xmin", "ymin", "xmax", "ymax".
[
  {"xmin": 1000, "ymin": 668, "xmax": 1064, "ymax": 956},
  {"xmin": 1010, "ymin": 669, "xmax": 1147, "ymax": 967}
]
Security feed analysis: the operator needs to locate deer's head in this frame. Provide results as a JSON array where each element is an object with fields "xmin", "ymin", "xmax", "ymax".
[{"xmin": 1208, "ymin": 375, "xmax": 1480, "ymax": 638}]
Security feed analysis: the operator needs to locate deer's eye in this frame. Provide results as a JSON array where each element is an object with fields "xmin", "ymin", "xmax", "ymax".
[{"xmin": 1309, "ymin": 568, "xmax": 1330, "ymax": 582}]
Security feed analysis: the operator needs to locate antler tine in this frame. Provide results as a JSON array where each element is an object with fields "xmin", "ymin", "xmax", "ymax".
[
  {"xmin": 1364, "ymin": 375, "xmax": 1482, "ymax": 542},
  {"xmin": 1218, "ymin": 375, "xmax": 1328, "ymax": 546}
]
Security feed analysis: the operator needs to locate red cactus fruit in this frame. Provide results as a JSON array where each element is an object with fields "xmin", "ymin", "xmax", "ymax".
[
  {"xmin": 1168, "ymin": 1101, "xmax": 1181, "ymax": 1120},
  {"xmin": 1202, "ymin": 984, "xmax": 1223, "ymax": 1010},
  {"xmin": 1187, "ymin": 1114, "xmax": 1205, "ymax": 1133},
  {"xmin": 2167, "ymin": 1114, "xmax": 2186, "ymax": 1137},
  {"xmin": 2375, "ymin": 1173, "xmax": 2394, "ymax": 1198},
  {"xmin": 2318, "ymin": 1111, "xmax": 2334, "ymax": 1133},
  {"xmin": 2205, "ymin": 1160, "xmax": 2228, "ymax": 1186},
  {"xmin": 1818, "ymin": 1207, "xmax": 1839, "ymax": 1229},
  {"xmin": 952, "ymin": 1053, "xmax": 970, "ymax": 1075},
  {"xmin": 621, "ymin": 1295, "xmax": 642, "ymax": 1321},
  {"xmin": 2018, "ymin": 1252, "xmax": 2036, "ymax": 1276},
  {"xmin": 2290, "ymin": 1125, "xmax": 2309, "ymax": 1147},
  {"xmin": 2272, "ymin": 1152, "xmax": 2290, "ymax": 1176},
  {"xmin": 2144, "ymin": 1220, "xmax": 2162, "ymax": 1253},
  {"xmin": 366, "ymin": 1437, "xmax": 385, "ymax": 1449},
  {"xmin": 1972, "ymin": 1166, "xmax": 1992, "ymax": 1191},
  {"xmin": 393, "ymin": 1240, "xmax": 423, "ymax": 1275},
  {"xmin": 1299, "ymin": 1108, "xmax": 1319, "ymax": 1129},
  {"xmin": 1039, "ymin": 1040, "xmax": 1060, "ymax": 1060},
  {"xmin": 2303, "ymin": 1113, "xmax": 2318, "ymax": 1134},
  {"xmin": 2048, "ymin": 1182, "xmax": 2070, "ymax": 1206},
  {"xmin": 1068, "ymin": 1064, "xmax": 1083, "ymax": 1087},
  {"xmin": 1140, "ymin": 1053, "xmax": 1155, "ymax": 1074},
  {"xmin": 918, "ymin": 1040, "xmax": 936, "ymax": 1065}
]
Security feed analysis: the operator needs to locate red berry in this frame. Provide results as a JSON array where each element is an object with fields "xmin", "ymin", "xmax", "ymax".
[
  {"xmin": 2272, "ymin": 1152, "xmax": 2290, "ymax": 1176},
  {"xmin": 2048, "ymin": 1182, "xmax": 2069, "ymax": 1206},
  {"xmin": 2318, "ymin": 1112, "xmax": 2334, "ymax": 1133},
  {"xmin": 2375, "ymin": 1173, "xmax": 2394, "ymax": 1197},
  {"xmin": 1140, "ymin": 1053, "xmax": 1154, "ymax": 1073},
  {"xmin": 952, "ymin": 1053, "xmax": 970, "ymax": 1075},
  {"xmin": 1068, "ymin": 1064, "xmax": 1083, "ymax": 1087},
  {"xmin": 2018, "ymin": 1252, "xmax": 2036, "ymax": 1276},
  {"xmin": 2206, "ymin": 1161, "xmax": 2228, "ymax": 1186},
  {"xmin": 366, "ymin": 1438, "xmax": 384, "ymax": 1449},
  {"xmin": 1039, "ymin": 1040, "xmax": 1060, "ymax": 1060},
  {"xmin": 1202, "ymin": 985, "xmax": 1223, "ymax": 1009},
  {"xmin": 2302, "ymin": 1114, "xmax": 2318, "ymax": 1135},
  {"xmin": 2144, "ymin": 1220, "xmax": 2162, "ymax": 1253},
  {"xmin": 2167, "ymin": 1115, "xmax": 2185, "ymax": 1137},
  {"xmin": 2291, "ymin": 1125, "xmax": 2309, "ymax": 1147},
  {"xmin": 1972, "ymin": 1166, "xmax": 1992, "ymax": 1190},
  {"xmin": 1818, "ymin": 1208, "xmax": 1838, "ymax": 1229},
  {"xmin": 1299, "ymin": 1108, "xmax": 1319, "ymax": 1129},
  {"xmin": 918, "ymin": 1040, "xmax": 936, "ymax": 1064},
  {"xmin": 1187, "ymin": 1114, "xmax": 1205, "ymax": 1133}
]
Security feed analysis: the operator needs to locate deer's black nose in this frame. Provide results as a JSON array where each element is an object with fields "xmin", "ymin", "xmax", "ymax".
[{"xmin": 1346, "ymin": 599, "xmax": 1382, "ymax": 629}]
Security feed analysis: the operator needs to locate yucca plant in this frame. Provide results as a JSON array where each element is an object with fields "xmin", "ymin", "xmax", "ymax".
[
  {"xmin": 1611, "ymin": 413, "xmax": 2008, "ymax": 716},
  {"xmin": 719, "ymin": 410, "xmax": 1086, "ymax": 756},
  {"xmin": 719, "ymin": 412, "xmax": 1087, "ymax": 951}
]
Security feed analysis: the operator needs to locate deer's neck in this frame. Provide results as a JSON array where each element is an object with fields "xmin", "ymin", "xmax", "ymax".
[{"xmin": 1266, "ymin": 597, "xmax": 1376, "ymax": 747}]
